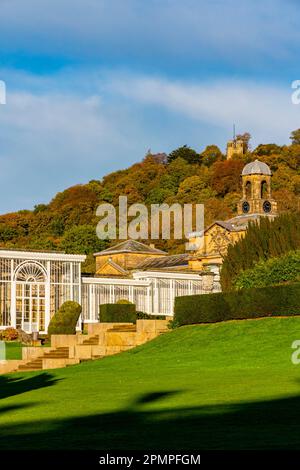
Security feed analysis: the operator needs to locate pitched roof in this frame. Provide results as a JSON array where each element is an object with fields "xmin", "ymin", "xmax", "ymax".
[
  {"xmin": 136, "ymin": 253, "xmax": 189, "ymax": 270},
  {"xmin": 189, "ymin": 215, "xmax": 260, "ymax": 239},
  {"xmin": 94, "ymin": 239, "xmax": 167, "ymax": 256}
]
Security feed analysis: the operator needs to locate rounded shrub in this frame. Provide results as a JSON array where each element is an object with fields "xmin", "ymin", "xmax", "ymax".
[{"xmin": 48, "ymin": 301, "xmax": 82, "ymax": 336}]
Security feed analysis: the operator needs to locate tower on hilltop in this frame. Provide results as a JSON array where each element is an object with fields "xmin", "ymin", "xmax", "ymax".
[
  {"xmin": 226, "ymin": 138, "xmax": 244, "ymax": 160},
  {"xmin": 226, "ymin": 125, "xmax": 246, "ymax": 160}
]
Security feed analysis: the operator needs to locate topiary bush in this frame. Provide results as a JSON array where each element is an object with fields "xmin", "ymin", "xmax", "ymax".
[
  {"xmin": 174, "ymin": 282, "xmax": 300, "ymax": 326},
  {"xmin": 48, "ymin": 301, "xmax": 82, "ymax": 335},
  {"xmin": 99, "ymin": 302, "xmax": 136, "ymax": 323}
]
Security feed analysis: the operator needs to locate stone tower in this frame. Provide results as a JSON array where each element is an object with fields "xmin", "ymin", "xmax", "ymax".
[
  {"xmin": 237, "ymin": 159, "xmax": 277, "ymax": 217},
  {"xmin": 226, "ymin": 138, "xmax": 244, "ymax": 160}
]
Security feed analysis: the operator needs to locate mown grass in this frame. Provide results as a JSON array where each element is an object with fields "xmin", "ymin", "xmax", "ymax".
[
  {"xmin": 1, "ymin": 317, "xmax": 300, "ymax": 449},
  {"xmin": 4, "ymin": 342, "xmax": 22, "ymax": 360}
]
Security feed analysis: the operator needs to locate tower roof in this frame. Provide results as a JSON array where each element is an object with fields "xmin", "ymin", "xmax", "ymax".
[{"xmin": 242, "ymin": 159, "xmax": 271, "ymax": 176}]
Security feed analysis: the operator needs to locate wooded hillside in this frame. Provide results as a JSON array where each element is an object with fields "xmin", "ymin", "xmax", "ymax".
[{"xmin": 1, "ymin": 132, "xmax": 300, "ymax": 273}]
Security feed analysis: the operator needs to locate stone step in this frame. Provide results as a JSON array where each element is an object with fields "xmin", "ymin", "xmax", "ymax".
[
  {"xmin": 43, "ymin": 351, "xmax": 69, "ymax": 356},
  {"xmin": 108, "ymin": 327, "xmax": 136, "ymax": 333},
  {"xmin": 43, "ymin": 355, "xmax": 69, "ymax": 359},
  {"xmin": 111, "ymin": 325, "xmax": 136, "ymax": 328},
  {"xmin": 18, "ymin": 346, "xmax": 71, "ymax": 371},
  {"xmin": 25, "ymin": 359, "xmax": 43, "ymax": 366},
  {"xmin": 18, "ymin": 360, "xmax": 43, "ymax": 370},
  {"xmin": 82, "ymin": 335, "xmax": 99, "ymax": 345}
]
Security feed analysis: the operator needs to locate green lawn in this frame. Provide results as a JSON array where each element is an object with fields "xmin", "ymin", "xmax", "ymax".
[
  {"xmin": 1, "ymin": 317, "xmax": 300, "ymax": 450},
  {"xmin": 4, "ymin": 342, "xmax": 22, "ymax": 360}
]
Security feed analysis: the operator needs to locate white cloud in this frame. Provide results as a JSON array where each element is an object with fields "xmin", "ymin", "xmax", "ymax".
[
  {"xmin": 0, "ymin": 75, "xmax": 151, "ymax": 212},
  {"xmin": 0, "ymin": 67, "xmax": 299, "ymax": 213},
  {"xmin": 106, "ymin": 73, "xmax": 300, "ymax": 144}
]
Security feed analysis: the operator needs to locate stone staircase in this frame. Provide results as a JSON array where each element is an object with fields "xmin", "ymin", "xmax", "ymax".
[
  {"xmin": 18, "ymin": 357, "xmax": 43, "ymax": 371},
  {"xmin": 0, "ymin": 319, "xmax": 170, "ymax": 374},
  {"xmin": 17, "ymin": 347, "xmax": 76, "ymax": 372}
]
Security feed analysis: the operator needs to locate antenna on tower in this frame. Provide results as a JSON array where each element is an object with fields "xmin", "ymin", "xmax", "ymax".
[{"xmin": 233, "ymin": 123, "xmax": 236, "ymax": 141}]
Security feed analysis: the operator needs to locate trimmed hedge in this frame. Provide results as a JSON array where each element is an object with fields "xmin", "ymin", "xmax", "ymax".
[
  {"xmin": 174, "ymin": 282, "xmax": 300, "ymax": 326},
  {"xmin": 99, "ymin": 303, "xmax": 136, "ymax": 323},
  {"xmin": 48, "ymin": 301, "xmax": 82, "ymax": 335}
]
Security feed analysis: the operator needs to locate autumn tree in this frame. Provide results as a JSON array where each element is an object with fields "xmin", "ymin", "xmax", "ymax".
[
  {"xmin": 253, "ymin": 143, "xmax": 282, "ymax": 156},
  {"xmin": 200, "ymin": 145, "xmax": 223, "ymax": 166},
  {"xmin": 177, "ymin": 176, "xmax": 216, "ymax": 203},
  {"xmin": 290, "ymin": 129, "xmax": 300, "ymax": 145},
  {"xmin": 211, "ymin": 160, "xmax": 244, "ymax": 197},
  {"xmin": 236, "ymin": 132, "xmax": 251, "ymax": 152}
]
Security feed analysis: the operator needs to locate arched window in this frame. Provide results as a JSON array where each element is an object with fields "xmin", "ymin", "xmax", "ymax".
[
  {"xmin": 261, "ymin": 180, "xmax": 268, "ymax": 199},
  {"xmin": 245, "ymin": 181, "xmax": 252, "ymax": 198},
  {"xmin": 14, "ymin": 261, "xmax": 47, "ymax": 333},
  {"xmin": 14, "ymin": 261, "xmax": 47, "ymax": 283}
]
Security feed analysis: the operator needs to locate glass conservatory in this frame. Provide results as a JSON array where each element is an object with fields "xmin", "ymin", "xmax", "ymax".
[
  {"xmin": 81, "ymin": 271, "xmax": 216, "ymax": 323},
  {"xmin": 0, "ymin": 249, "xmax": 219, "ymax": 334},
  {"xmin": 0, "ymin": 250, "xmax": 85, "ymax": 333}
]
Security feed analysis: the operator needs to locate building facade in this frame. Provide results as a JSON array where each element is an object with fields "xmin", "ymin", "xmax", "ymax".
[
  {"xmin": 0, "ymin": 250, "xmax": 84, "ymax": 334},
  {"xmin": 0, "ymin": 159, "xmax": 276, "ymax": 334},
  {"xmin": 188, "ymin": 159, "xmax": 277, "ymax": 272},
  {"xmin": 0, "ymin": 243, "xmax": 219, "ymax": 334}
]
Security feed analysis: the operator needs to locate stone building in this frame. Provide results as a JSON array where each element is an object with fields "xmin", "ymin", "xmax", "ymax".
[
  {"xmin": 0, "ymin": 158, "xmax": 277, "ymax": 334},
  {"xmin": 226, "ymin": 138, "xmax": 244, "ymax": 160},
  {"xmin": 188, "ymin": 159, "xmax": 277, "ymax": 273},
  {"xmin": 0, "ymin": 241, "xmax": 217, "ymax": 334},
  {"xmin": 94, "ymin": 240, "xmax": 167, "ymax": 276}
]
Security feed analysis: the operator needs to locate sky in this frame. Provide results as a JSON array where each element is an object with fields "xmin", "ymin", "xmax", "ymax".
[{"xmin": 0, "ymin": 0, "xmax": 300, "ymax": 213}]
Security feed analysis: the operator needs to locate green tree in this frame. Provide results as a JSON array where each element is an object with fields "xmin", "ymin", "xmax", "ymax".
[
  {"xmin": 0, "ymin": 225, "xmax": 18, "ymax": 242},
  {"xmin": 61, "ymin": 225, "xmax": 108, "ymax": 254},
  {"xmin": 167, "ymin": 145, "xmax": 199, "ymax": 164},
  {"xmin": 221, "ymin": 212, "xmax": 300, "ymax": 291},
  {"xmin": 50, "ymin": 217, "xmax": 65, "ymax": 236},
  {"xmin": 33, "ymin": 204, "xmax": 48, "ymax": 214}
]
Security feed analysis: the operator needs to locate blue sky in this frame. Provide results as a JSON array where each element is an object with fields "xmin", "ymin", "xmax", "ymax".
[{"xmin": 0, "ymin": 0, "xmax": 300, "ymax": 213}]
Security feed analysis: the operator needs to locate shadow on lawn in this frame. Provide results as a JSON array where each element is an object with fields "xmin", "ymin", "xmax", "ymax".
[
  {"xmin": 0, "ymin": 373, "xmax": 60, "ymax": 400},
  {"xmin": 1, "ymin": 389, "xmax": 300, "ymax": 449}
]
